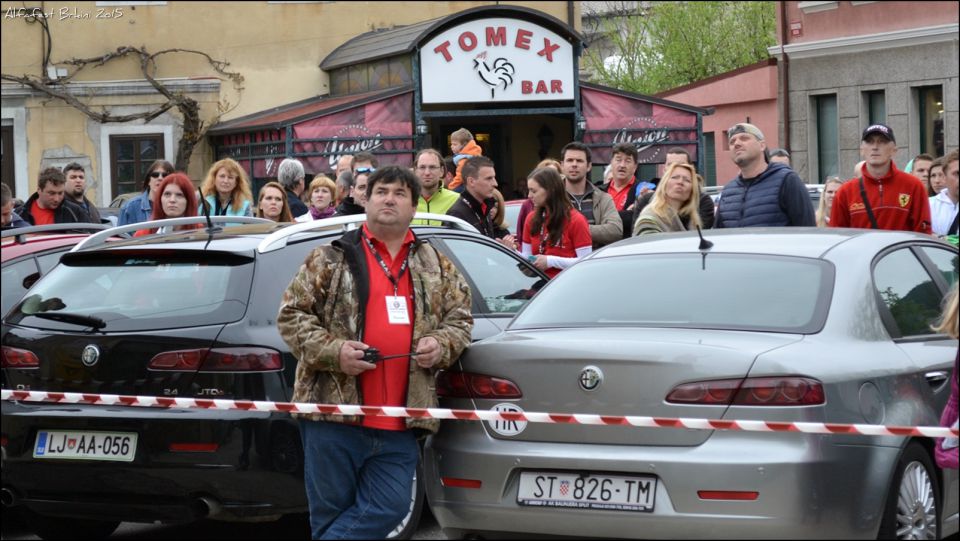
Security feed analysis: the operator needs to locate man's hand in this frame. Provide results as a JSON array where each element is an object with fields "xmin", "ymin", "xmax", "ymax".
[
  {"xmin": 496, "ymin": 234, "xmax": 518, "ymax": 250},
  {"xmin": 339, "ymin": 340, "xmax": 375, "ymax": 375},
  {"xmin": 414, "ymin": 336, "xmax": 442, "ymax": 369}
]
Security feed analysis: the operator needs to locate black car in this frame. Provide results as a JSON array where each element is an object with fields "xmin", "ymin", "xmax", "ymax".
[{"xmin": 0, "ymin": 214, "xmax": 546, "ymax": 540}]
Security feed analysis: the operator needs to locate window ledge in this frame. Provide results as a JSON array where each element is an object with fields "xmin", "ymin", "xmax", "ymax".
[{"xmin": 798, "ymin": 1, "xmax": 839, "ymax": 14}]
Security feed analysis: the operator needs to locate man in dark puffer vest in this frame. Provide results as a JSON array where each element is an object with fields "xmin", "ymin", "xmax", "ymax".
[{"xmin": 715, "ymin": 123, "xmax": 815, "ymax": 228}]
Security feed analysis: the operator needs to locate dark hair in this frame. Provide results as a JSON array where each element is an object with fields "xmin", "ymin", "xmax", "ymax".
[
  {"xmin": 443, "ymin": 156, "xmax": 456, "ymax": 175},
  {"xmin": 352, "ymin": 151, "xmax": 379, "ymax": 170},
  {"xmin": 560, "ymin": 141, "xmax": 592, "ymax": 164},
  {"xmin": 665, "ymin": 147, "xmax": 692, "ymax": 163},
  {"xmin": 37, "ymin": 167, "xmax": 66, "ymax": 190},
  {"xmin": 768, "ymin": 148, "xmax": 791, "ymax": 159},
  {"xmin": 528, "ymin": 167, "xmax": 573, "ymax": 247},
  {"xmin": 365, "ymin": 165, "xmax": 421, "ymax": 204},
  {"xmin": 611, "ymin": 142, "xmax": 639, "ymax": 163},
  {"xmin": 461, "ymin": 156, "xmax": 494, "ymax": 184},
  {"xmin": 257, "ymin": 181, "xmax": 294, "ymax": 222},
  {"xmin": 414, "ymin": 148, "xmax": 446, "ymax": 173},
  {"xmin": 142, "ymin": 160, "xmax": 175, "ymax": 191},
  {"xmin": 62, "ymin": 162, "xmax": 85, "ymax": 176}
]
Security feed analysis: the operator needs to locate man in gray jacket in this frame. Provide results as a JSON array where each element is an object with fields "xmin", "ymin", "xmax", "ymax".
[{"xmin": 560, "ymin": 141, "xmax": 622, "ymax": 248}]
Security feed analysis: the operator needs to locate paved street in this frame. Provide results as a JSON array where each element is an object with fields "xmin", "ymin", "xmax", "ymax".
[{"xmin": 0, "ymin": 508, "xmax": 445, "ymax": 540}]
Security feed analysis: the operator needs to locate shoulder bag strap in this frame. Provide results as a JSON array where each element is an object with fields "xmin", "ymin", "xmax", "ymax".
[
  {"xmin": 858, "ymin": 177, "xmax": 879, "ymax": 229},
  {"xmin": 948, "ymin": 211, "xmax": 959, "ymax": 236}
]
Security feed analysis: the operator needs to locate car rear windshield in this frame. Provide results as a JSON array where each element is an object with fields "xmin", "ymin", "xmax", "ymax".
[
  {"xmin": 510, "ymin": 254, "xmax": 833, "ymax": 333},
  {"xmin": 6, "ymin": 251, "xmax": 254, "ymax": 332}
]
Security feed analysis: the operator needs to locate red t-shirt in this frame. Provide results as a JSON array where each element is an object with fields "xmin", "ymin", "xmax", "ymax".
[
  {"xmin": 30, "ymin": 201, "xmax": 55, "ymax": 225},
  {"xmin": 359, "ymin": 224, "xmax": 415, "ymax": 431},
  {"xmin": 522, "ymin": 209, "xmax": 592, "ymax": 278},
  {"xmin": 607, "ymin": 177, "xmax": 636, "ymax": 211}
]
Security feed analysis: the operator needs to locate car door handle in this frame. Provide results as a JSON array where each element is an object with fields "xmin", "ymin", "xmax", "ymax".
[{"xmin": 925, "ymin": 371, "xmax": 949, "ymax": 387}]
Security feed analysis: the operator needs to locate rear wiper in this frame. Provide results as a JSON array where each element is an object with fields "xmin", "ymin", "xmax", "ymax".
[{"xmin": 30, "ymin": 312, "xmax": 106, "ymax": 330}]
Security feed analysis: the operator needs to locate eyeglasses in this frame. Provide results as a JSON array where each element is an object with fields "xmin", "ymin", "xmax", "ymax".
[
  {"xmin": 354, "ymin": 167, "xmax": 376, "ymax": 175},
  {"xmin": 149, "ymin": 171, "xmax": 169, "ymax": 179},
  {"xmin": 416, "ymin": 165, "xmax": 442, "ymax": 172}
]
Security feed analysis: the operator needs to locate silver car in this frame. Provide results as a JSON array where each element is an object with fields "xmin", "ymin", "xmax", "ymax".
[{"xmin": 425, "ymin": 228, "xmax": 958, "ymax": 539}]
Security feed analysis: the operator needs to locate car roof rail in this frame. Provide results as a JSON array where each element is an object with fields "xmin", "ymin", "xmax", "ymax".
[
  {"xmin": 1, "ymin": 223, "xmax": 111, "ymax": 243},
  {"xmin": 70, "ymin": 216, "xmax": 274, "ymax": 252},
  {"xmin": 256, "ymin": 212, "xmax": 478, "ymax": 254}
]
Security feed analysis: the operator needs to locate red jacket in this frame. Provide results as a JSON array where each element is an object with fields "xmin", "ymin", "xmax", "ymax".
[{"xmin": 830, "ymin": 162, "xmax": 931, "ymax": 234}]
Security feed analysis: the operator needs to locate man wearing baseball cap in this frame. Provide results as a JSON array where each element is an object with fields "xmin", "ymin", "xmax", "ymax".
[
  {"xmin": 715, "ymin": 123, "xmax": 815, "ymax": 228},
  {"xmin": 830, "ymin": 124, "xmax": 932, "ymax": 233}
]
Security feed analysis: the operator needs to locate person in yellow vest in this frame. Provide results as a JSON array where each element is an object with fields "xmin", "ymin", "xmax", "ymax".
[{"xmin": 413, "ymin": 148, "xmax": 459, "ymax": 225}]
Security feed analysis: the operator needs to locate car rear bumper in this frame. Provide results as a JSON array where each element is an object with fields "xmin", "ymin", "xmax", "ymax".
[
  {"xmin": 424, "ymin": 423, "xmax": 901, "ymax": 539},
  {"xmin": 1, "ymin": 402, "xmax": 306, "ymax": 522}
]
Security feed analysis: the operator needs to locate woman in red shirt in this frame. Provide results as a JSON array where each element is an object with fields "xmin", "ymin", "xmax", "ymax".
[{"xmin": 521, "ymin": 167, "xmax": 592, "ymax": 278}]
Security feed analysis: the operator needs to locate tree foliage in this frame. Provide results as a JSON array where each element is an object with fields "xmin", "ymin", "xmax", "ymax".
[{"xmin": 583, "ymin": 1, "xmax": 777, "ymax": 95}]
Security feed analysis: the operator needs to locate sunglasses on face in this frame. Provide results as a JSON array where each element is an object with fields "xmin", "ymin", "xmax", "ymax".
[
  {"xmin": 354, "ymin": 167, "xmax": 376, "ymax": 175},
  {"xmin": 149, "ymin": 171, "xmax": 170, "ymax": 179}
]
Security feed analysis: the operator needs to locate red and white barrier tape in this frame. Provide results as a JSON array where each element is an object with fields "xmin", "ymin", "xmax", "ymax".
[{"xmin": 2, "ymin": 389, "xmax": 957, "ymax": 439}]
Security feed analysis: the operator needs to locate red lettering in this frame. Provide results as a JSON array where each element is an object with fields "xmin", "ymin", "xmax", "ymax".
[
  {"xmin": 551, "ymin": 80, "xmax": 563, "ymax": 93},
  {"xmin": 536, "ymin": 80, "xmax": 548, "ymax": 94},
  {"xmin": 515, "ymin": 28, "xmax": 533, "ymax": 50},
  {"xmin": 433, "ymin": 41, "xmax": 452, "ymax": 62},
  {"xmin": 486, "ymin": 26, "xmax": 507, "ymax": 46},
  {"xmin": 522, "ymin": 81, "xmax": 533, "ymax": 94},
  {"xmin": 537, "ymin": 38, "xmax": 561, "ymax": 62},
  {"xmin": 458, "ymin": 31, "xmax": 477, "ymax": 52}
]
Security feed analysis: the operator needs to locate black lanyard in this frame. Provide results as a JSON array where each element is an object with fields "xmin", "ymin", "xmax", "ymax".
[
  {"xmin": 362, "ymin": 230, "xmax": 409, "ymax": 296},
  {"xmin": 214, "ymin": 197, "xmax": 232, "ymax": 216}
]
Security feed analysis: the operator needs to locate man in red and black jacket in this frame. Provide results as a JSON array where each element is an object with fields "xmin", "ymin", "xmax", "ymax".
[{"xmin": 831, "ymin": 124, "xmax": 931, "ymax": 234}]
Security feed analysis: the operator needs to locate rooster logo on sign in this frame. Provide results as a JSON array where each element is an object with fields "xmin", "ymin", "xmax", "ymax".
[{"xmin": 473, "ymin": 52, "xmax": 515, "ymax": 98}]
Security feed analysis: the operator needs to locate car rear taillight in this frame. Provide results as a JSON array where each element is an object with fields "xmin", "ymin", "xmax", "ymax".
[
  {"xmin": 666, "ymin": 377, "xmax": 824, "ymax": 406},
  {"xmin": 436, "ymin": 371, "xmax": 522, "ymax": 399},
  {"xmin": 1, "ymin": 346, "xmax": 40, "ymax": 368},
  {"xmin": 148, "ymin": 347, "xmax": 282, "ymax": 372}
]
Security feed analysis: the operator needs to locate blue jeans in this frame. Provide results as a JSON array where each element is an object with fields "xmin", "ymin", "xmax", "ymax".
[{"xmin": 299, "ymin": 421, "xmax": 419, "ymax": 540}]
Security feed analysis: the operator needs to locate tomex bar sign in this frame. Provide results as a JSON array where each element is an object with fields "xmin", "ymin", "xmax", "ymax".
[{"xmin": 420, "ymin": 18, "xmax": 574, "ymax": 104}]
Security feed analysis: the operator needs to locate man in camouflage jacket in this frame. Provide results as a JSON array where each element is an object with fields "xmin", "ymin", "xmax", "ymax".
[{"xmin": 277, "ymin": 165, "xmax": 472, "ymax": 539}]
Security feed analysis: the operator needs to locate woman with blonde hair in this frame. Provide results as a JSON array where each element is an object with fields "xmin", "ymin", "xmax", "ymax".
[
  {"xmin": 200, "ymin": 158, "xmax": 253, "ymax": 217},
  {"xmin": 934, "ymin": 283, "xmax": 958, "ymax": 470},
  {"xmin": 256, "ymin": 181, "xmax": 294, "ymax": 222},
  {"xmin": 633, "ymin": 162, "xmax": 701, "ymax": 236},
  {"xmin": 296, "ymin": 175, "xmax": 338, "ymax": 222},
  {"xmin": 816, "ymin": 176, "xmax": 844, "ymax": 227}
]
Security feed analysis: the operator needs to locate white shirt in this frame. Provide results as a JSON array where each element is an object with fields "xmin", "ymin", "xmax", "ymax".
[{"xmin": 929, "ymin": 189, "xmax": 959, "ymax": 236}]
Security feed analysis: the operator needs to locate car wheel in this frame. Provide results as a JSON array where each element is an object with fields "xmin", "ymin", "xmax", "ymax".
[
  {"xmin": 878, "ymin": 442, "xmax": 940, "ymax": 540},
  {"xmin": 29, "ymin": 514, "xmax": 120, "ymax": 540},
  {"xmin": 386, "ymin": 459, "xmax": 425, "ymax": 540}
]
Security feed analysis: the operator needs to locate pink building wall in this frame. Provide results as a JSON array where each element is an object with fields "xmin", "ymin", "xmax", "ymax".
[
  {"xmin": 779, "ymin": 1, "xmax": 958, "ymax": 44},
  {"xmin": 659, "ymin": 60, "xmax": 780, "ymax": 185}
]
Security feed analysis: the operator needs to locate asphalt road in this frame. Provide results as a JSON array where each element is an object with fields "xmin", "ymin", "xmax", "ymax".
[{"xmin": 0, "ymin": 507, "xmax": 445, "ymax": 540}]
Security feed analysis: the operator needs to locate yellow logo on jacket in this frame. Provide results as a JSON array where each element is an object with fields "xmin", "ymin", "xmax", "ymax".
[{"xmin": 898, "ymin": 194, "xmax": 910, "ymax": 207}]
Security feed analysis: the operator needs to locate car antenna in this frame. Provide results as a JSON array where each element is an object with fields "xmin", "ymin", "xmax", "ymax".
[
  {"xmin": 696, "ymin": 226, "xmax": 713, "ymax": 270},
  {"xmin": 197, "ymin": 187, "xmax": 218, "ymax": 233}
]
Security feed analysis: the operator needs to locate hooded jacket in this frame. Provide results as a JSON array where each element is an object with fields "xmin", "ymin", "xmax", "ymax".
[
  {"xmin": 276, "ymin": 228, "xmax": 473, "ymax": 433},
  {"xmin": 448, "ymin": 140, "xmax": 483, "ymax": 192}
]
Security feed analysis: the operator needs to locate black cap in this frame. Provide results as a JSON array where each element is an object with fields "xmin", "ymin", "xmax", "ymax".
[{"xmin": 861, "ymin": 124, "xmax": 895, "ymax": 144}]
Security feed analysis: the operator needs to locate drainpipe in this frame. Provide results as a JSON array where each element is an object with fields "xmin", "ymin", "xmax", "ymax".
[
  {"xmin": 567, "ymin": 1, "xmax": 575, "ymax": 28},
  {"xmin": 779, "ymin": 1, "xmax": 791, "ymax": 154}
]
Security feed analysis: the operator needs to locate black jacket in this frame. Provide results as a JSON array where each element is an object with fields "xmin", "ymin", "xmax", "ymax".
[
  {"xmin": 286, "ymin": 188, "xmax": 309, "ymax": 219},
  {"xmin": 333, "ymin": 197, "xmax": 365, "ymax": 217},
  {"xmin": 16, "ymin": 193, "xmax": 91, "ymax": 225},
  {"xmin": 446, "ymin": 190, "xmax": 504, "ymax": 239}
]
